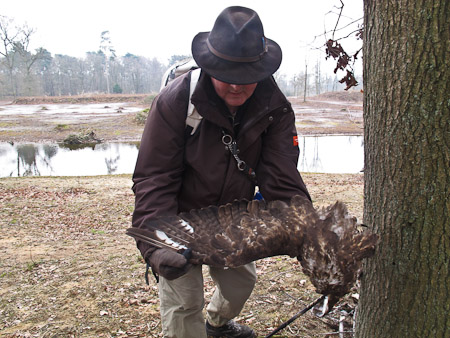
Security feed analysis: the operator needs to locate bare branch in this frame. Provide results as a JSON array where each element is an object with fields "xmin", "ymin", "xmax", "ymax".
[
  {"xmin": 332, "ymin": 0, "xmax": 345, "ymax": 41},
  {"xmin": 321, "ymin": 1, "xmax": 363, "ymax": 91},
  {"xmin": 0, "ymin": 15, "xmax": 20, "ymax": 57},
  {"xmin": 313, "ymin": 17, "xmax": 363, "ymax": 45}
]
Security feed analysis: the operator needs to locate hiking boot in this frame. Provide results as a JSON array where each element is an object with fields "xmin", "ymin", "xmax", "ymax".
[{"xmin": 206, "ymin": 320, "xmax": 256, "ymax": 338}]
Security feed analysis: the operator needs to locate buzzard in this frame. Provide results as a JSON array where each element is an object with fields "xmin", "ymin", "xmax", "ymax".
[{"xmin": 126, "ymin": 195, "xmax": 377, "ymax": 313}]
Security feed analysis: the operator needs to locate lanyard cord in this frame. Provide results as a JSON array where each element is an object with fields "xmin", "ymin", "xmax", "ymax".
[{"xmin": 221, "ymin": 129, "xmax": 257, "ymax": 184}]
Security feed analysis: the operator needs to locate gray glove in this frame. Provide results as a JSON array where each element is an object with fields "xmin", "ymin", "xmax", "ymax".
[{"xmin": 147, "ymin": 248, "xmax": 191, "ymax": 280}]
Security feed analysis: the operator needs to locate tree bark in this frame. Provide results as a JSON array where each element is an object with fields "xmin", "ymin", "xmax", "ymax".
[{"xmin": 356, "ymin": 1, "xmax": 449, "ymax": 337}]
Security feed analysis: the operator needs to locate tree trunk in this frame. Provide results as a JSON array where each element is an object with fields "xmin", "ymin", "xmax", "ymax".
[{"xmin": 356, "ymin": 1, "xmax": 449, "ymax": 337}]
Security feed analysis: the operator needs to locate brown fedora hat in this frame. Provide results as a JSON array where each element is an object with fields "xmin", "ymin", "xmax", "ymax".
[{"xmin": 191, "ymin": 6, "xmax": 282, "ymax": 85}]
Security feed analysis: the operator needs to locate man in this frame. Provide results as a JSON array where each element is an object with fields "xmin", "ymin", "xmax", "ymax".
[{"xmin": 132, "ymin": 6, "xmax": 311, "ymax": 338}]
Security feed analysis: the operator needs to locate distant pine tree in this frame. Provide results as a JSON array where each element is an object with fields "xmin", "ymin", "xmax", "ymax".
[{"xmin": 113, "ymin": 84, "xmax": 122, "ymax": 94}]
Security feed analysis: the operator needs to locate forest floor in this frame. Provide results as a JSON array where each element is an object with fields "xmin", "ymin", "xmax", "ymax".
[{"xmin": 0, "ymin": 92, "xmax": 364, "ymax": 338}]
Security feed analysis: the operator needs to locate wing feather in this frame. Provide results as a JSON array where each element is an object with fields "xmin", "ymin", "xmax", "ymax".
[{"xmin": 126, "ymin": 196, "xmax": 377, "ymax": 302}]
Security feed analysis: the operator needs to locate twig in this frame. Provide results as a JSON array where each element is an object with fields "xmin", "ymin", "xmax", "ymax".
[
  {"xmin": 282, "ymin": 290, "xmax": 298, "ymax": 302},
  {"xmin": 320, "ymin": 331, "xmax": 354, "ymax": 336},
  {"xmin": 269, "ymin": 268, "xmax": 295, "ymax": 282},
  {"xmin": 332, "ymin": 0, "xmax": 345, "ymax": 41},
  {"xmin": 312, "ymin": 16, "xmax": 363, "ymax": 46},
  {"xmin": 334, "ymin": 28, "xmax": 364, "ymax": 42},
  {"xmin": 264, "ymin": 295, "xmax": 326, "ymax": 338}
]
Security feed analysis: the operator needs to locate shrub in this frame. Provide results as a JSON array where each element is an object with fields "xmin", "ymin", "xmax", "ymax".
[
  {"xmin": 113, "ymin": 84, "xmax": 123, "ymax": 94},
  {"xmin": 142, "ymin": 93, "xmax": 157, "ymax": 105},
  {"xmin": 135, "ymin": 108, "xmax": 149, "ymax": 125}
]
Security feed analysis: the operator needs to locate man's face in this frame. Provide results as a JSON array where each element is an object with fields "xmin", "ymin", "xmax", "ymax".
[{"xmin": 211, "ymin": 78, "xmax": 257, "ymax": 111}]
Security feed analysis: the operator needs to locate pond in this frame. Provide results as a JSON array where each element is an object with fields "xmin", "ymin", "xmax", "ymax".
[
  {"xmin": 0, "ymin": 136, "xmax": 363, "ymax": 177},
  {"xmin": 297, "ymin": 135, "xmax": 364, "ymax": 173}
]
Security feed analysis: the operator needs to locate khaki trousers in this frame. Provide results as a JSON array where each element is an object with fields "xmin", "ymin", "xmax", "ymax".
[{"xmin": 158, "ymin": 263, "xmax": 257, "ymax": 338}]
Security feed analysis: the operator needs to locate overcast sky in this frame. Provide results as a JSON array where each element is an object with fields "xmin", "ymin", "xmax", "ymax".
[{"xmin": 2, "ymin": 0, "xmax": 363, "ymax": 76}]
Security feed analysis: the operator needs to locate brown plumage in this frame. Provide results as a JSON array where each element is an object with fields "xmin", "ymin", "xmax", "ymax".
[{"xmin": 127, "ymin": 195, "xmax": 377, "ymax": 309}]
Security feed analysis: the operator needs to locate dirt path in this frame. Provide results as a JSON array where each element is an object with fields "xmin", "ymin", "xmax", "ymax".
[{"xmin": 0, "ymin": 173, "xmax": 363, "ymax": 338}]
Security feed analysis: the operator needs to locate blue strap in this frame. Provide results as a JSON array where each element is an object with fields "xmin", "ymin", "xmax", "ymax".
[{"xmin": 254, "ymin": 191, "xmax": 264, "ymax": 200}]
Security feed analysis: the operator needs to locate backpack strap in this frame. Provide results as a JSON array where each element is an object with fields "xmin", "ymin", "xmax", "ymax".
[{"xmin": 186, "ymin": 68, "xmax": 202, "ymax": 135}]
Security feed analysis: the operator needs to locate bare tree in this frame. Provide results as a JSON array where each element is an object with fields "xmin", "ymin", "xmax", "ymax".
[
  {"xmin": 0, "ymin": 22, "xmax": 170, "ymax": 97},
  {"xmin": 0, "ymin": 16, "xmax": 20, "ymax": 97},
  {"xmin": 0, "ymin": 16, "xmax": 46, "ymax": 97},
  {"xmin": 14, "ymin": 24, "xmax": 46, "ymax": 95},
  {"xmin": 99, "ymin": 30, "xmax": 116, "ymax": 93},
  {"xmin": 314, "ymin": 59, "xmax": 322, "ymax": 95},
  {"xmin": 289, "ymin": 72, "xmax": 306, "ymax": 98}
]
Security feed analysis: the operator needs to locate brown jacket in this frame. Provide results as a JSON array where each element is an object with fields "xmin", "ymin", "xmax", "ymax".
[{"xmin": 132, "ymin": 70, "xmax": 311, "ymax": 257}]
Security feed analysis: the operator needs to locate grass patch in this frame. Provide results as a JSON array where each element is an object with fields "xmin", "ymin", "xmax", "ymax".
[
  {"xmin": 25, "ymin": 260, "xmax": 41, "ymax": 272},
  {"xmin": 134, "ymin": 108, "xmax": 149, "ymax": 125},
  {"xmin": 142, "ymin": 93, "xmax": 157, "ymax": 106},
  {"xmin": 91, "ymin": 229, "xmax": 105, "ymax": 235},
  {"xmin": 0, "ymin": 122, "xmax": 17, "ymax": 127},
  {"xmin": 54, "ymin": 123, "xmax": 70, "ymax": 131}
]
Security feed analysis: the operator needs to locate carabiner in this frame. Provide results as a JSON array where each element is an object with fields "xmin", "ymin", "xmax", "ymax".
[
  {"xmin": 237, "ymin": 160, "xmax": 246, "ymax": 171},
  {"xmin": 221, "ymin": 134, "xmax": 233, "ymax": 146}
]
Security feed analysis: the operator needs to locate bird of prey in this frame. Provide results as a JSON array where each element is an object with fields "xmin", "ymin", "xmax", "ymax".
[{"xmin": 126, "ymin": 195, "xmax": 377, "ymax": 313}]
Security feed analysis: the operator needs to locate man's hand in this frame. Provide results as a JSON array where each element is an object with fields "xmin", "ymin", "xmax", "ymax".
[{"xmin": 147, "ymin": 248, "xmax": 191, "ymax": 280}]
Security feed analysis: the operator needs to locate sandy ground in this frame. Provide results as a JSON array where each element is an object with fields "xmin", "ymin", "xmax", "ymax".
[
  {"xmin": 0, "ymin": 93, "xmax": 365, "ymax": 338},
  {"xmin": 0, "ymin": 92, "xmax": 362, "ymax": 144}
]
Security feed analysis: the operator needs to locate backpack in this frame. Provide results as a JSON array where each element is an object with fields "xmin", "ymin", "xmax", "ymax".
[{"xmin": 160, "ymin": 58, "xmax": 202, "ymax": 135}]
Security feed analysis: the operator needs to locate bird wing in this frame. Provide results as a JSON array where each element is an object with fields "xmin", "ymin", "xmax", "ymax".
[
  {"xmin": 126, "ymin": 196, "xmax": 378, "ymax": 302},
  {"xmin": 126, "ymin": 198, "xmax": 308, "ymax": 267}
]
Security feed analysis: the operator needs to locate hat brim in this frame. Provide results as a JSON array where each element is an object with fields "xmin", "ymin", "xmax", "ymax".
[{"xmin": 192, "ymin": 32, "xmax": 282, "ymax": 85}]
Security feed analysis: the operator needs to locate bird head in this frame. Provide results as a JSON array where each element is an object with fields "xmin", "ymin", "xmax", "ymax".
[{"xmin": 297, "ymin": 201, "xmax": 378, "ymax": 314}]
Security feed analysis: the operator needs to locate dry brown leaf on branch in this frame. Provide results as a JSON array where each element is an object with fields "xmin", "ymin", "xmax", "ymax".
[
  {"xmin": 325, "ymin": 39, "xmax": 350, "ymax": 73},
  {"xmin": 325, "ymin": 38, "xmax": 359, "ymax": 91},
  {"xmin": 339, "ymin": 70, "xmax": 359, "ymax": 91}
]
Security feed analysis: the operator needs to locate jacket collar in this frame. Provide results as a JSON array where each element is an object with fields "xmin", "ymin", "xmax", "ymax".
[
  {"xmin": 190, "ymin": 72, "xmax": 232, "ymax": 130},
  {"xmin": 191, "ymin": 71, "xmax": 287, "ymax": 133}
]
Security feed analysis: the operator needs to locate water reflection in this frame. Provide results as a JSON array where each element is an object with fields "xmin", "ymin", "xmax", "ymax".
[
  {"xmin": 20, "ymin": 143, "xmax": 60, "ymax": 176},
  {"xmin": 0, "ymin": 142, "xmax": 140, "ymax": 177},
  {"xmin": 297, "ymin": 136, "xmax": 364, "ymax": 173},
  {"xmin": 0, "ymin": 136, "xmax": 364, "ymax": 177}
]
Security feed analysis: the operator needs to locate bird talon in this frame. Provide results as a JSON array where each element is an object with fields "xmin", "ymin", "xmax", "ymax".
[{"xmin": 313, "ymin": 295, "xmax": 340, "ymax": 317}]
